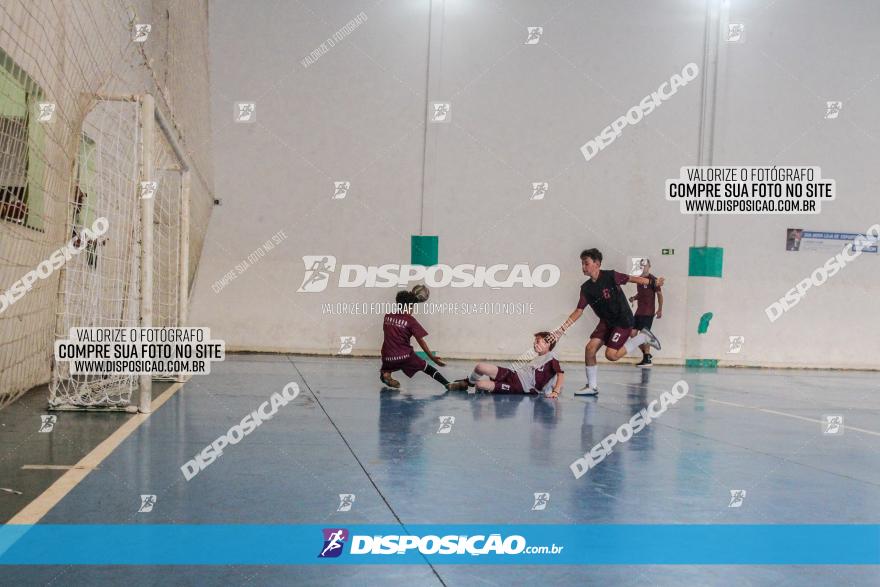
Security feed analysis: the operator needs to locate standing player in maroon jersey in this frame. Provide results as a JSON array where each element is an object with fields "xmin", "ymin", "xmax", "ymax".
[
  {"xmin": 554, "ymin": 248, "xmax": 663, "ymax": 396},
  {"xmin": 380, "ymin": 289, "xmax": 454, "ymax": 390},
  {"xmin": 629, "ymin": 258, "xmax": 664, "ymax": 367}
]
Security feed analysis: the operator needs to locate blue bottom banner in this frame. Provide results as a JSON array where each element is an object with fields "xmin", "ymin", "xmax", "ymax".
[{"xmin": 1, "ymin": 524, "xmax": 878, "ymax": 565}]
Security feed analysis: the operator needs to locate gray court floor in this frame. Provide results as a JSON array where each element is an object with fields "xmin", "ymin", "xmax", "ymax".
[{"xmin": 3, "ymin": 354, "xmax": 880, "ymax": 585}]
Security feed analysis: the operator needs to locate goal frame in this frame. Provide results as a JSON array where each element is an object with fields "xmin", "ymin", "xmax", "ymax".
[{"xmin": 49, "ymin": 92, "xmax": 191, "ymax": 414}]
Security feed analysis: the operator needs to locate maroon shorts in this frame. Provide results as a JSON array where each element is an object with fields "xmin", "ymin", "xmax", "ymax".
[
  {"xmin": 381, "ymin": 353, "xmax": 427, "ymax": 378},
  {"xmin": 491, "ymin": 367, "xmax": 526, "ymax": 394},
  {"xmin": 590, "ymin": 320, "xmax": 631, "ymax": 350}
]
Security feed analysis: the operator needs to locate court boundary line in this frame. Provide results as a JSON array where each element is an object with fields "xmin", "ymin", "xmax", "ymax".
[
  {"xmin": 224, "ymin": 350, "xmax": 880, "ymax": 373},
  {"xmin": 286, "ymin": 355, "xmax": 448, "ymax": 587},
  {"xmin": 595, "ymin": 379, "xmax": 880, "ymax": 437},
  {"xmin": 587, "ymin": 387, "xmax": 880, "ymax": 490},
  {"xmin": 20, "ymin": 465, "xmax": 99, "ymax": 471},
  {"xmin": 7, "ymin": 380, "xmax": 187, "ymax": 525}
]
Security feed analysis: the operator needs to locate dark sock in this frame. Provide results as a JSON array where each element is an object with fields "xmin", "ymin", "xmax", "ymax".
[{"xmin": 423, "ymin": 364, "xmax": 450, "ymax": 386}]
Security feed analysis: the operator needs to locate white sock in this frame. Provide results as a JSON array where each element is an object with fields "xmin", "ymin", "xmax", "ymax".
[
  {"xmin": 625, "ymin": 333, "xmax": 648, "ymax": 354},
  {"xmin": 468, "ymin": 371, "xmax": 480, "ymax": 384},
  {"xmin": 586, "ymin": 366, "xmax": 597, "ymax": 389}
]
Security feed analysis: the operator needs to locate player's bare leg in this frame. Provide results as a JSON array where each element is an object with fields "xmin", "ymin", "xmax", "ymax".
[
  {"xmin": 585, "ymin": 339, "xmax": 601, "ymax": 367},
  {"xmin": 608, "ymin": 329, "xmax": 662, "ymax": 363},
  {"xmin": 473, "ymin": 363, "xmax": 499, "ymax": 379},
  {"xmin": 605, "ymin": 346, "xmax": 626, "ymax": 361},
  {"xmin": 474, "ymin": 379, "xmax": 496, "ymax": 392},
  {"xmin": 450, "ymin": 362, "xmax": 499, "ymax": 391},
  {"xmin": 576, "ymin": 338, "xmax": 603, "ymax": 395}
]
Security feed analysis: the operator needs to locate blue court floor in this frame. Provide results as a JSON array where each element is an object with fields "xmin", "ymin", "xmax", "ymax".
[{"xmin": 4, "ymin": 354, "xmax": 880, "ymax": 585}]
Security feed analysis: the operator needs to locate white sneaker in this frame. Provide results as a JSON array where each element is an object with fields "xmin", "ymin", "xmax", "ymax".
[
  {"xmin": 574, "ymin": 384, "xmax": 599, "ymax": 396},
  {"xmin": 641, "ymin": 328, "xmax": 661, "ymax": 351}
]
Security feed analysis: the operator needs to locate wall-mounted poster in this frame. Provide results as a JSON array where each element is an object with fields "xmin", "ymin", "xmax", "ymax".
[{"xmin": 786, "ymin": 228, "xmax": 878, "ymax": 253}]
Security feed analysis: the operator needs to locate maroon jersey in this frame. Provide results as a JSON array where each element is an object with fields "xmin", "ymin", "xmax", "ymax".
[
  {"xmin": 577, "ymin": 269, "xmax": 634, "ymax": 329},
  {"xmin": 381, "ymin": 313, "xmax": 427, "ymax": 360},
  {"xmin": 634, "ymin": 273, "xmax": 661, "ymax": 316},
  {"xmin": 530, "ymin": 357, "xmax": 564, "ymax": 392}
]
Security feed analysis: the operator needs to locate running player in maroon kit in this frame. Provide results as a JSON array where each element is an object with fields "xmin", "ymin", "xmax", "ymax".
[
  {"xmin": 629, "ymin": 258, "xmax": 663, "ymax": 367},
  {"xmin": 380, "ymin": 289, "xmax": 454, "ymax": 390},
  {"xmin": 555, "ymin": 248, "xmax": 663, "ymax": 395}
]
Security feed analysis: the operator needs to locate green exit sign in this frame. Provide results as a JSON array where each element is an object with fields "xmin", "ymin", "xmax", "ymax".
[{"xmin": 662, "ymin": 248, "xmax": 674, "ymax": 255}]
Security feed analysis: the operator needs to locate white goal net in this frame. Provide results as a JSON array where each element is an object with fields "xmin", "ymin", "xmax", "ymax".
[
  {"xmin": 0, "ymin": 1, "xmax": 213, "ymax": 412},
  {"xmin": 48, "ymin": 96, "xmax": 188, "ymax": 409}
]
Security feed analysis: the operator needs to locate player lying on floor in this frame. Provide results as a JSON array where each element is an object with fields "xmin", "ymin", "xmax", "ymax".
[{"xmin": 448, "ymin": 332, "xmax": 565, "ymax": 398}]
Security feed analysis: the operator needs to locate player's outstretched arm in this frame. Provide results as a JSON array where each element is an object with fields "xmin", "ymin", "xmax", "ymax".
[
  {"xmin": 548, "ymin": 372, "xmax": 565, "ymax": 398},
  {"xmin": 555, "ymin": 309, "xmax": 583, "ymax": 338},
  {"xmin": 628, "ymin": 275, "xmax": 665, "ymax": 288},
  {"xmin": 415, "ymin": 336, "xmax": 445, "ymax": 366}
]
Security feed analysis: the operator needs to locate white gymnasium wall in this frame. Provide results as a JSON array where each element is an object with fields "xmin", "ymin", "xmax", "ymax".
[
  {"xmin": 708, "ymin": 0, "xmax": 880, "ymax": 368},
  {"xmin": 416, "ymin": 0, "xmax": 703, "ymax": 362},
  {"xmin": 191, "ymin": 0, "xmax": 879, "ymax": 368},
  {"xmin": 192, "ymin": 0, "xmax": 431, "ymax": 353}
]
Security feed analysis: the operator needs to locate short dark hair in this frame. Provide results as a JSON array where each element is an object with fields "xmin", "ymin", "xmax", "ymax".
[
  {"xmin": 580, "ymin": 248, "xmax": 603, "ymax": 263},
  {"xmin": 395, "ymin": 290, "xmax": 418, "ymax": 306},
  {"xmin": 534, "ymin": 331, "xmax": 557, "ymax": 352}
]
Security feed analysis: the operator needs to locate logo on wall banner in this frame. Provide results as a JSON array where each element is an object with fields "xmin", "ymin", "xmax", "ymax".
[
  {"xmin": 318, "ymin": 528, "xmax": 349, "ymax": 558},
  {"xmin": 298, "ymin": 256, "xmax": 559, "ymax": 291}
]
